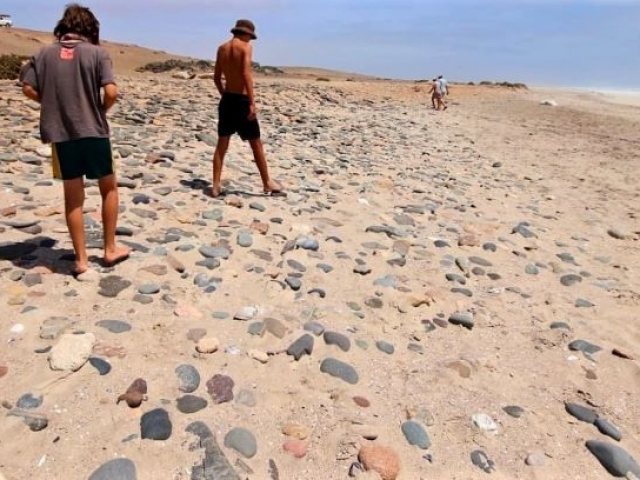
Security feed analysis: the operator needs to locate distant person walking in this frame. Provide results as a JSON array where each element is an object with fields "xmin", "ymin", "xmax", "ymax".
[
  {"xmin": 20, "ymin": 3, "xmax": 129, "ymax": 275},
  {"xmin": 429, "ymin": 77, "xmax": 447, "ymax": 111},
  {"xmin": 211, "ymin": 19, "xmax": 283, "ymax": 198},
  {"xmin": 438, "ymin": 75, "xmax": 449, "ymax": 98}
]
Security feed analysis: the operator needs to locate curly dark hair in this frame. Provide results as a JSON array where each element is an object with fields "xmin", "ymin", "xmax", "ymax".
[{"xmin": 53, "ymin": 3, "xmax": 100, "ymax": 45}]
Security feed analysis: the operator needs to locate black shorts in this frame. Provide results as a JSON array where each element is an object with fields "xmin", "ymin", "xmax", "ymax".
[
  {"xmin": 52, "ymin": 137, "xmax": 114, "ymax": 181},
  {"xmin": 217, "ymin": 93, "xmax": 260, "ymax": 141}
]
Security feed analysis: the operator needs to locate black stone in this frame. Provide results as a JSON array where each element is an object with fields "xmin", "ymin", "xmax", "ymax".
[{"xmin": 140, "ymin": 408, "xmax": 172, "ymax": 441}]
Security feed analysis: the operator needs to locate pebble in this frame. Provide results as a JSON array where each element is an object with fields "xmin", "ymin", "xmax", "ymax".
[
  {"xmin": 358, "ymin": 445, "xmax": 400, "ymax": 480},
  {"xmin": 324, "ymin": 331, "xmax": 351, "ymax": 351},
  {"xmin": 98, "ymin": 276, "xmax": 132, "ymax": 297},
  {"xmin": 376, "ymin": 340, "xmax": 395, "ymax": 354},
  {"xmin": 569, "ymin": 339, "xmax": 602, "ymax": 355},
  {"xmin": 320, "ymin": 358, "xmax": 359, "ymax": 384},
  {"xmin": 503, "ymin": 405, "xmax": 525, "ymax": 418},
  {"xmin": 88, "ymin": 357, "xmax": 112, "ymax": 376},
  {"xmin": 138, "ymin": 284, "xmax": 161, "ymax": 295},
  {"xmin": 287, "ymin": 334, "xmax": 314, "ymax": 360},
  {"xmin": 196, "ymin": 337, "xmax": 220, "ymax": 354},
  {"xmin": 283, "ymin": 439, "xmax": 307, "ymax": 458},
  {"xmin": 565, "ymin": 402, "xmax": 598, "ymax": 424},
  {"xmin": 140, "ymin": 408, "xmax": 172, "ymax": 441},
  {"xmin": 16, "ymin": 393, "xmax": 43, "ymax": 410},
  {"xmin": 471, "ymin": 450, "xmax": 496, "ymax": 473},
  {"xmin": 586, "ymin": 440, "xmax": 640, "ymax": 477},
  {"xmin": 560, "ymin": 274, "xmax": 582, "ymax": 286},
  {"xmin": 525, "ymin": 452, "xmax": 546, "ymax": 467},
  {"xmin": 595, "ymin": 417, "xmax": 622, "ymax": 441},
  {"xmin": 88, "ymin": 459, "xmax": 137, "ymax": 480},
  {"xmin": 234, "ymin": 306, "xmax": 258, "ymax": 321},
  {"xmin": 235, "ymin": 389, "xmax": 257, "ymax": 408},
  {"xmin": 96, "ymin": 320, "xmax": 132, "ymax": 334},
  {"xmin": 176, "ymin": 364, "xmax": 200, "ymax": 393},
  {"xmin": 303, "ymin": 321, "xmax": 325, "ymax": 336},
  {"xmin": 48, "ymin": 333, "xmax": 95, "ymax": 371},
  {"xmin": 237, "ymin": 232, "xmax": 253, "ymax": 247},
  {"xmin": 401, "ymin": 420, "xmax": 431, "ymax": 449},
  {"xmin": 176, "ymin": 395, "xmax": 208, "ymax": 414},
  {"xmin": 282, "ymin": 424, "xmax": 311, "ymax": 440},
  {"xmin": 206, "ymin": 374, "xmax": 235, "ymax": 404},
  {"xmin": 224, "ymin": 427, "xmax": 257, "ymax": 459},
  {"xmin": 472, "ymin": 413, "xmax": 499, "ymax": 432},
  {"xmin": 448, "ymin": 312, "xmax": 474, "ymax": 330},
  {"xmin": 117, "ymin": 378, "xmax": 147, "ymax": 408}
]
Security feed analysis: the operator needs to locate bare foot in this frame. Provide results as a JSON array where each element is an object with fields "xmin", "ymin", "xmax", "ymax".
[
  {"xmin": 73, "ymin": 261, "xmax": 89, "ymax": 276},
  {"xmin": 211, "ymin": 185, "xmax": 223, "ymax": 198},
  {"xmin": 264, "ymin": 180, "xmax": 285, "ymax": 195},
  {"xmin": 104, "ymin": 245, "xmax": 131, "ymax": 266}
]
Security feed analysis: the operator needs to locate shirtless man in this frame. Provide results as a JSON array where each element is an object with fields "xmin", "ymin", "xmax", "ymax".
[{"xmin": 211, "ymin": 19, "xmax": 283, "ymax": 197}]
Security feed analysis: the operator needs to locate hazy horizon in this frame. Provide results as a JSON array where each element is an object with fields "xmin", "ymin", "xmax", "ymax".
[{"xmin": 3, "ymin": 0, "xmax": 640, "ymax": 89}]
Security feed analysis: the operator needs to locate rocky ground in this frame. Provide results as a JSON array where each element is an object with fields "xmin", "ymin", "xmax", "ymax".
[{"xmin": 0, "ymin": 76, "xmax": 639, "ymax": 480}]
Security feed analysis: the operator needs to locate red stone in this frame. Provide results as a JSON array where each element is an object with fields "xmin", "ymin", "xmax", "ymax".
[
  {"xmin": 353, "ymin": 396, "xmax": 371, "ymax": 408},
  {"xmin": 283, "ymin": 440, "xmax": 307, "ymax": 458}
]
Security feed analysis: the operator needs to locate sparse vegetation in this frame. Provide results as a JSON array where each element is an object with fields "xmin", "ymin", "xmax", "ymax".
[
  {"xmin": 316, "ymin": 77, "xmax": 331, "ymax": 82},
  {"xmin": 136, "ymin": 59, "xmax": 286, "ymax": 75},
  {"xmin": 0, "ymin": 54, "xmax": 28, "ymax": 80},
  {"xmin": 136, "ymin": 59, "xmax": 213, "ymax": 74}
]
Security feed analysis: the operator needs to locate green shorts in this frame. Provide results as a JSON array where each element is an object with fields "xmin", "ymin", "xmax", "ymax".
[{"xmin": 51, "ymin": 137, "xmax": 114, "ymax": 181}]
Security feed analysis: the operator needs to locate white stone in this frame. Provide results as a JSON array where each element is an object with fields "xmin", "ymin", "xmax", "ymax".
[
  {"xmin": 48, "ymin": 333, "xmax": 95, "ymax": 372},
  {"xmin": 472, "ymin": 413, "xmax": 499, "ymax": 432},
  {"xmin": 539, "ymin": 99, "xmax": 558, "ymax": 107},
  {"xmin": 10, "ymin": 323, "xmax": 25, "ymax": 334}
]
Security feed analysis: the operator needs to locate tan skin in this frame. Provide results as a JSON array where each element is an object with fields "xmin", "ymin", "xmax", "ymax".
[
  {"xmin": 211, "ymin": 34, "xmax": 282, "ymax": 197},
  {"xmin": 22, "ymin": 82, "xmax": 130, "ymax": 274}
]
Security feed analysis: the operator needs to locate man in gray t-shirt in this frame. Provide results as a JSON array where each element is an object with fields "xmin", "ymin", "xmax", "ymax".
[{"xmin": 20, "ymin": 4, "xmax": 129, "ymax": 275}]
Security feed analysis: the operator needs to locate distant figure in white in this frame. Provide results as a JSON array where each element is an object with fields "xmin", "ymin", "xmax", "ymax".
[{"xmin": 429, "ymin": 77, "xmax": 447, "ymax": 111}]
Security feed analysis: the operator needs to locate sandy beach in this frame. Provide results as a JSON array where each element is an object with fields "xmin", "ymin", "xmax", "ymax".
[{"xmin": 1, "ymin": 73, "xmax": 639, "ymax": 480}]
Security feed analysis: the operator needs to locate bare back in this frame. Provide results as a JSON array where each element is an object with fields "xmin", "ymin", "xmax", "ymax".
[{"xmin": 215, "ymin": 38, "xmax": 251, "ymax": 95}]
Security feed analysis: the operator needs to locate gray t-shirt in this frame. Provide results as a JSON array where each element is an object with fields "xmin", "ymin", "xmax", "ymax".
[{"xmin": 20, "ymin": 40, "xmax": 115, "ymax": 144}]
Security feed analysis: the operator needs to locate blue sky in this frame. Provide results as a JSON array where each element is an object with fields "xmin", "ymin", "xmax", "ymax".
[{"xmin": 4, "ymin": 0, "xmax": 640, "ymax": 88}]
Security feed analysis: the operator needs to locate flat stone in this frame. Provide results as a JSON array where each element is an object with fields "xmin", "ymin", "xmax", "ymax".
[
  {"xmin": 224, "ymin": 427, "xmax": 257, "ymax": 459},
  {"xmin": 324, "ymin": 331, "xmax": 351, "ymax": 352},
  {"xmin": 472, "ymin": 413, "xmax": 498, "ymax": 432},
  {"xmin": 16, "ymin": 393, "xmax": 43, "ymax": 410},
  {"xmin": 235, "ymin": 389, "xmax": 257, "ymax": 408},
  {"xmin": 503, "ymin": 405, "xmax": 525, "ymax": 418},
  {"xmin": 358, "ymin": 445, "xmax": 400, "ymax": 480},
  {"xmin": 96, "ymin": 320, "xmax": 132, "ymax": 334},
  {"xmin": 525, "ymin": 452, "xmax": 547, "ymax": 467},
  {"xmin": 261, "ymin": 318, "xmax": 288, "ymax": 339},
  {"xmin": 376, "ymin": 340, "xmax": 395, "ymax": 354},
  {"xmin": 237, "ymin": 232, "xmax": 253, "ymax": 248},
  {"xmin": 287, "ymin": 334, "xmax": 314, "ymax": 361},
  {"xmin": 177, "ymin": 395, "xmax": 208, "ymax": 414},
  {"xmin": 586, "ymin": 440, "xmax": 640, "ymax": 477},
  {"xmin": 140, "ymin": 408, "xmax": 172, "ymax": 441},
  {"xmin": 48, "ymin": 333, "xmax": 95, "ymax": 371},
  {"xmin": 176, "ymin": 364, "xmax": 200, "ymax": 393},
  {"xmin": 196, "ymin": 337, "xmax": 219, "ymax": 354},
  {"xmin": 565, "ymin": 402, "xmax": 598, "ymax": 424},
  {"xmin": 303, "ymin": 322, "xmax": 325, "ymax": 336},
  {"xmin": 569, "ymin": 339, "xmax": 602, "ymax": 355},
  {"xmin": 449, "ymin": 312, "xmax": 474, "ymax": 330},
  {"xmin": 206, "ymin": 374, "xmax": 234, "ymax": 404},
  {"xmin": 39, "ymin": 317, "xmax": 75, "ymax": 340},
  {"xmin": 285, "ymin": 276, "xmax": 302, "ymax": 290},
  {"xmin": 98, "ymin": 276, "xmax": 132, "ymax": 298},
  {"xmin": 233, "ymin": 306, "xmax": 258, "ymax": 321},
  {"xmin": 186, "ymin": 421, "xmax": 241, "ymax": 480},
  {"xmin": 138, "ymin": 284, "xmax": 161, "ymax": 295},
  {"xmin": 595, "ymin": 417, "xmax": 622, "ymax": 441},
  {"xmin": 320, "ymin": 358, "xmax": 359, "ymax": 384},
  {"xmin": 401, "ymin": 420, "xmax": 431, "ymax": 449},
  {"xmin": 471, "ymin": 450, "xmax": 496, "ymax": 473},
  {"xmin": 88, "ymin": 458, "xmax": 137, "ymax": 480},
  {"xmin": 560, "ymin": 274, "xmax": 582, "ymax": 287},
  {"xmin": 89, "ymin": 357, "xmax": 112, "ymax": 376}
]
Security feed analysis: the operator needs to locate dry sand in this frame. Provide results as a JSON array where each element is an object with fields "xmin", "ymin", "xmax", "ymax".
[{"xmin": 0, "ymin": 43, "xmax": 640, "ymax": 480}]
